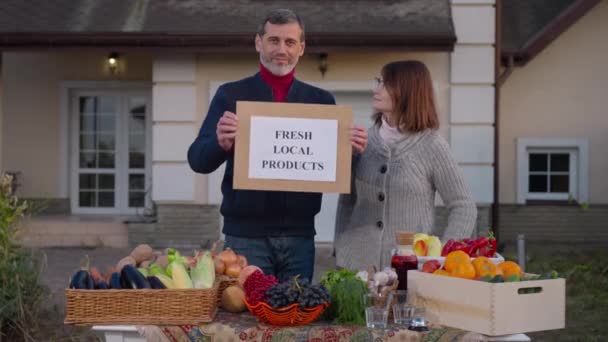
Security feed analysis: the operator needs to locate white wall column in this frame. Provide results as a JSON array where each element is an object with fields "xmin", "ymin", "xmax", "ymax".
[
  {"xmin": 449, "ymin": 0, "xmax": 496, "ymax": 204},
  {"xmin": 151, "ymin": 55, "xmax": 198, "ymax": 203}
]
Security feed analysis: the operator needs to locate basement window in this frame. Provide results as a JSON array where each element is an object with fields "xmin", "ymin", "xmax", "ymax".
[
  {"xmin": 527, "ymin": 150, "xmax": 575, "ymax": 201},
  {"xmin": 517, "ymin": 139, "xmax": 588, "ymax": 204}
]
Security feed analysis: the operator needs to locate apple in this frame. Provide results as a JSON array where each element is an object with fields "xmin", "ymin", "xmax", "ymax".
[{"xmin": 414, "ymin": 239, "xmax": 428, "ymax": 257}]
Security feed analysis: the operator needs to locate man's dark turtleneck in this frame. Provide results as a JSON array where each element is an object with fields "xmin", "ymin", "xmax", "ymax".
[{"xmin": 259, "ymin": 63, "xmax": 295, "ymax": 102}]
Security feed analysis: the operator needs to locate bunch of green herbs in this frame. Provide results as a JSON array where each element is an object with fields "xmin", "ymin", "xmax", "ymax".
[{"xmin": 320, "ymin": 268, "xmax": 368, "ymax": 325}]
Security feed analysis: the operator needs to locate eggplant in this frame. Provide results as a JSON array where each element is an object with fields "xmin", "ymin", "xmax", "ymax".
[
  {"xmin": 95, "ymin": 279, "xmax": 109, "ymax": 289},
  {"xmin": 109, "ymin": 272, "xmax": 122, "ymax": 289},
  {"xmin": 147, "ymin": 276, "xmax": 167, "ymax": 289},
  {"xmin": 87, "ymin": 274, "xmax": 94, "ymax": 288},
  {"xmin": 69, "ymin": 255, "xmax": 95, "ymax": 289},
  {"xmin": 69, "ymin": 270, "xmax": 93, "ymax": 289},
  {"xmin": 121, "ymin": 264, "xmax": 151, "ymax": 289}
]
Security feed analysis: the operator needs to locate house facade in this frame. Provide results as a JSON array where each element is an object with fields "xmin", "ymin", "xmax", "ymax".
[
  {"xmin": 498, "ymin": 0, "xmax": 608, "ymax": 245},
  {"xmin": 6, "ymin": 0, "xmax": 598, "ymax": 249}
]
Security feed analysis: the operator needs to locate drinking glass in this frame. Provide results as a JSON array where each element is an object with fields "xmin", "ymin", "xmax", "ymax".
[
  {"xmin": 393, "ymin": 304, "xmax": 416, "ymax": 325},
  {"xmin": 408, "ymin": 306, "xmax": 428, "ymax": 331},
  {"xmin": 362, "ymin": 293, "xmax": 390, "ymax": 329}
]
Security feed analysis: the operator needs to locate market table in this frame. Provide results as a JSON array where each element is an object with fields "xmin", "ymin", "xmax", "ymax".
[{"xmin": 92, "ymin": 311, "xmax": 531, "ymax": 342}]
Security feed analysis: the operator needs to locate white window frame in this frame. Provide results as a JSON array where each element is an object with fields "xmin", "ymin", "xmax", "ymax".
[
  {"xmin": 70, "ymin": 90, "xmax": 122, "ymax": 214},
  {"xmin": 525, "ymin": 148, "xmax": 577, "ymax": 201},
  {"xmin": 517, "ymin": 138, "xmax": 589, "ymax": 204},
  {"xmin": 60, "ymin": 82, "xmax": 152, "ymax": 214}
]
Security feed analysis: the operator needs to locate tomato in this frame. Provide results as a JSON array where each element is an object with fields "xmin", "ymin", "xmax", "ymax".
[{"xmin": 421, "ymin": 260, "xmax": 442, "ymax": 273}]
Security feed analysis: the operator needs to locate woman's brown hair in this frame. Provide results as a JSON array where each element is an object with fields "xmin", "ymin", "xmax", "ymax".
[{"xmin": 373, "ymin": 60, "xmax": 439, "ymax": 132}]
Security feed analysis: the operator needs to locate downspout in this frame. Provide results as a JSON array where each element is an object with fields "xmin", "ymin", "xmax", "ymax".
[
  {"xmin": 492, "ymin": 0, "xmax": 503, "ymax": 243},
  {"xmin": 493, "ymin": 0, "xmax": 516, "ymax": 245},
  {"xmin": 494, "ymin": 8, "xmax": 518, "ymax": 249},
  {"xmin": 497, "ymin": 55, "xmax": 515, "ymax": 87}
]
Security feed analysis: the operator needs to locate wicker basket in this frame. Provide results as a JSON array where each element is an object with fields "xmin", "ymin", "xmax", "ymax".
[
  {"xmin": 216, "ymin": 276, "xmax": 239, "ymax": 307},
  {"xmin": 244, "ymin": 299, "xmax": 329, "ymax": 326},
  {"xmin": 64, "ymin": 281, "xmax": 219, "ymax": 326}
]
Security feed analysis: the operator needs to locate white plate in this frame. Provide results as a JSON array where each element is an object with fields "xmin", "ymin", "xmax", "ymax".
[{"xmin": 416, "ymin": 253, "xmax": 504, "ymax": 270}]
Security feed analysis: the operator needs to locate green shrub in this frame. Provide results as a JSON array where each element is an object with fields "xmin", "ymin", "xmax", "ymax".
[{"xmin": 0, "ymin": 173, "xmax": 49, "ymax": 341}]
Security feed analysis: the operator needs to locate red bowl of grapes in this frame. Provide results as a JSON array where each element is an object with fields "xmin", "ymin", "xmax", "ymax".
[{"xmin": 242, "ymin": 271, "xmax": 330, "ymax": 326}]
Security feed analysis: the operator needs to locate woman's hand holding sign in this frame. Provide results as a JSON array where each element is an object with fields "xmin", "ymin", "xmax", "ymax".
[
  {"xmin": 217, "ymin": 111, "xmax": 239, "ymax": 152},
  {"xmin": 351, "ymin": 125, "xmax": 368, "ymax": 154}
]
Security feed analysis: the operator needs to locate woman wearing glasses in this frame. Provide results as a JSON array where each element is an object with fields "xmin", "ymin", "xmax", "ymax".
[{"xmin": 334, "ymin": 60, "xmax": 477, "ymax": 270}]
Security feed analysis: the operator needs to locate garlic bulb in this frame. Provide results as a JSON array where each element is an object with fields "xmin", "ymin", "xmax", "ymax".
[
  {"xmin": 383, "ymin": 267, "xmax": 398, "ymax": 284},
  {"xmin": 368, "ymin": 281, "xmax": 379, "ymax": 294},
  {"xmin": 373, "ymin": 271, "xmax": 389, "ymax": 287},
  {"xmin": 356, "ymin": 270, "xmax": 368, "ymax": 283}
]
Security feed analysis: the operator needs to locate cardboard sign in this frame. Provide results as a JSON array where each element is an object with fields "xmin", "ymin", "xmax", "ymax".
[{"xmin": 234, "ymin": 101, "xmax": 352, "ymax": 193}]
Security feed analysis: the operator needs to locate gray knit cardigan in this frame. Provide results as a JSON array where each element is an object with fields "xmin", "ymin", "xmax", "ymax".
[{"xmin": 334, "ymin": 125, "xmax": 477, "ymax": 270}]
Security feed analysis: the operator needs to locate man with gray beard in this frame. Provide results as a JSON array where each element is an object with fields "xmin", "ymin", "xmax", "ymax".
[{"xmin": 188, "ymin": 9, "xmax": 367, "ymax": 282}]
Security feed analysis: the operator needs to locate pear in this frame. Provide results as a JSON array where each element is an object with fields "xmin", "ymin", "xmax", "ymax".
[{"xmin": 427, "ymin": 236, "xmax": 442, "ymax": 257}]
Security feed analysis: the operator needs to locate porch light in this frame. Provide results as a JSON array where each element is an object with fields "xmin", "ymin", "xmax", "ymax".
[{"xmin": 107, "ymin": 52, "xmax": 119, "ymax": 72}]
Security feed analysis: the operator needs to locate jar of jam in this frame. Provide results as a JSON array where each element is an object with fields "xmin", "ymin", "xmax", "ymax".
[{"xmin": 390, "ymin": 232, "xmax": 418, "ymax": 291}]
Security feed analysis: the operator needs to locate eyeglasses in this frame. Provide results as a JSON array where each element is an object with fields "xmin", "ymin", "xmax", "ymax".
[{"xmin": 373, "ymin": 77, "xmax": 384, "ymax": 89}]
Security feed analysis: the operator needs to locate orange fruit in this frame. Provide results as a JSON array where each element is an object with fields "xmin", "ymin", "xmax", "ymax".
[
  {"xmin": 444, "ymin": 251, "xmax": 470, "ymax": 273},
  {"xmin": 498, "ymin": 261, "xmax": 522, "ymax": 279},
  {"xmin": 450, "ymin": 262, "xmax": 476, "ymax": 279},
  {"xmin": 433, "ymin": 269, "xmax": 451, "ymax": 276},
  {"xmin": 475, "ymin": 261, "xmax": 500, "ymax": 278},
  {"xmin": 472, "ymin": 256, "xmax": 491, "ymax": 270}
]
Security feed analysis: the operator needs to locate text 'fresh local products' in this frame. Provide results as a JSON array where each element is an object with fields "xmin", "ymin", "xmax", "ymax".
[{"xmin": 260, "ymin": 129, "xmax": 325, "ymax": 171}]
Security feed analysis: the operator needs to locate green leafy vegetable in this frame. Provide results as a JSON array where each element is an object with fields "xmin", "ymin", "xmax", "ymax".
[
  {"xmin": 320, "ymin": 269, "xmax": 368, "ymax": 325},
  {"xmin": 319, "ymin": 268, "xmax": 358, "ymax": 291}
]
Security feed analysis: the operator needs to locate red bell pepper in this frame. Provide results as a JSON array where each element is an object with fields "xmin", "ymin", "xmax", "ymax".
[
  {"xmin": 451, "ymin": 241, "xmax": 470, "ymax": 254},
  {"xmin": 485, "ymin": 231, "xmax": 497, "ymax": 257},
  {"xmin": 441, "ymin": 240, "xmax": 456, "ymax": 256},
  {"xmin": 442, "ymin": 237, "xmax": 493, "ymax": 257},
  {"xmin": 468, "ymin": 237, "xmax": 489, "ymax": 257}
]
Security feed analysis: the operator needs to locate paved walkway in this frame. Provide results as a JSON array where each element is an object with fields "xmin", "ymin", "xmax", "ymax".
[
  {"xmin": 40, "ymin": 247, "xmax": 132, "ymax": 308},
  {"xmin": 39, "ymin": 244, "xmax": 336, "ymax": 311}
]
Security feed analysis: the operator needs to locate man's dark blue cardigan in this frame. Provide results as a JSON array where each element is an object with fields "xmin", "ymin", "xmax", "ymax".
[{"xmin": 188, "ymin": 73, "xmax": 336, "ymax": 237}]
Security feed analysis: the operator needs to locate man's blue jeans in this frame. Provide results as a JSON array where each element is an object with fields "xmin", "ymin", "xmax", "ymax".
[{"xmin": 224, "ymin": 235, "xmax": 315, "ymax": 283}]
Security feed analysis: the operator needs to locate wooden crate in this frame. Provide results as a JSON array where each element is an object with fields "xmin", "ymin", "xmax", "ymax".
[{"xmin": 408, "ymin": 271, "xmax": 565, "ymax": 336}]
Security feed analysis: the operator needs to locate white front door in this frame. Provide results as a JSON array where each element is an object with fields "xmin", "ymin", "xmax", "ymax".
[
  {"xmin": 314, "ymin": 91, "xmax": 374, "ymax": 242},
  {"xmin": 70, "ymin": 90, "xmax": 151, "ymax": 214}
]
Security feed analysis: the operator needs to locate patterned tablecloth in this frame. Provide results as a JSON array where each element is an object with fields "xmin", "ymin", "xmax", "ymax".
[{"xmin": 140, "ymin": 311, "xmax": 485, "ymax": 342}]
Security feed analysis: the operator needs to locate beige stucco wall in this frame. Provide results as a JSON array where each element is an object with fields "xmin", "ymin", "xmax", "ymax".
[
  {"xmin": 193, "ymin": 51, "xmax": 450, "ymax": 203},
  {"xmin": 1, "ymin": 51, "xmax": 152, "ymax": 198},
  {"xmin": 499, "ymin": 0, "xmax": 608, "ymax": 204},
  {"xmin": 2, "ymin": 49, "xmax": 448, "ymax": 202},
  {"xmin": 195, "ymin": 52, "xmax": 449, "ymax": 126}
]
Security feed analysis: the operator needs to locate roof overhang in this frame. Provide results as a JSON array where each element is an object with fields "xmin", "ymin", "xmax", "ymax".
[
  {"xmin": 501, "ymin": 0, "xmax": 600, "ymax": 66},
  {"xmin": 0, "ymin": 32, "xmax": 456, "ymax": 52}
]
